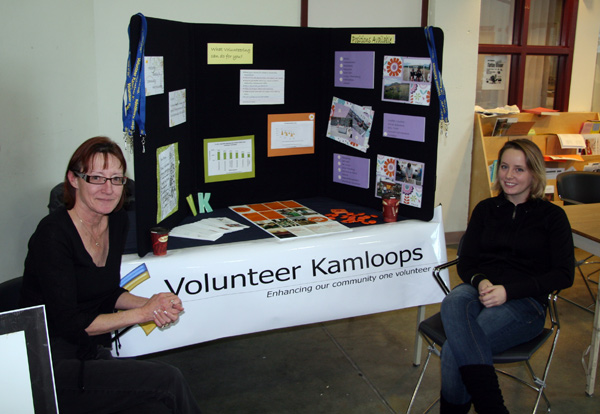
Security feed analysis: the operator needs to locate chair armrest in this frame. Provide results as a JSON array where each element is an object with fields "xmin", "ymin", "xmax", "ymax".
[
  {"xmin": 547, "ymin": 291, "xmax": 560, "ymax": 329},
  {"xmin": 560, "ymin": 197, "xmax": 583, "ymax": 205},
  {"xmin": 432, "ymin": 258, "xmax": 458, "ymax": 296}
]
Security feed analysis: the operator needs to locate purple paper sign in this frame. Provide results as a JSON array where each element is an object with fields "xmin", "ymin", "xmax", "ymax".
[
  {"xmin": 333, "ymin": 153, "xmax": 370, "ymax": 189},
  {"xmin": 334, "ymin": 51, "xmax": 375, "ymax": 89},
  {"xmin": 383, "ymin": 113, "xmax": 426, "ymax": 142}
]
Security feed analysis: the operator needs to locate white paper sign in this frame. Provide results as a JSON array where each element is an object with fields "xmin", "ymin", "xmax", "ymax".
[
  {"xmin": 240, "ymin": 70, "xmax": 285, "ymax": 105},
  {"xmin": 169, "ymin": 89, "xmax": 186, "ymax": 127},
  {"xmin": 482, "ymin": 56, "xmax": 507, "ymax": 91},
  {"xmin": 144, "ymin": 56, "xmax": 164, "ymax": 96},
  {"xmin": 157, "ymin": 143, "xmax": 178, "ymax": 221},
  {"xmin": 270, "ymin": 120, "xmax": 314, "ymax": 149}
]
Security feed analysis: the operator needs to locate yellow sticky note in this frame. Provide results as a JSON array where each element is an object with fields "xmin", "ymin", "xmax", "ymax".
[
  {"xmin": 207, "ymin": 43, "xmax": 253, "ymax": 64},
  {"xmin": 351, "ymin": 34, "xmax": 396, "ymax": 44}
]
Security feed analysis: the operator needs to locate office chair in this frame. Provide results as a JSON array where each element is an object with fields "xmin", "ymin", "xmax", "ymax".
[
  {"xmin": 406, "ymin": 256, "xmax": 561, "ymax": 414},
  {"xmin": 557, "ymin": 171, "xmax": 600, "ymax": 313}
]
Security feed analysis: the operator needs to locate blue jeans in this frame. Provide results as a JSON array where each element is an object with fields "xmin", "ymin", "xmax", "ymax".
[{"xmin": 440, "ymin": 283, "xmax": 546, "ymax": 404}]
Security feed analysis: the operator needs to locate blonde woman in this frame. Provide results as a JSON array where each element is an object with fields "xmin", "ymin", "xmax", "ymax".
[{"xmin": 439, "ymin": 139, "xmax": 574, "ymax": 413}]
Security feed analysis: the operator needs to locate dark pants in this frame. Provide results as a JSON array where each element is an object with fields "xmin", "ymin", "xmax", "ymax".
[
  {"xmin": 53, "ymin": 348, "xmax": 201, "ymax": 414},
  {"xmin": 440, "ymin": 283, "xmax": 546, "ymax": 405}
]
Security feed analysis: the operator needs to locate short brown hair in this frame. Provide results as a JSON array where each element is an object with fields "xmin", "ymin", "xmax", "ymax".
[
  {"xmin": 492, "ymin": 138, "xmax": 546, "ymax": 200},
  {"xmin": 63, "ymin": 137, "xmax": 128, "ymax": 210}
]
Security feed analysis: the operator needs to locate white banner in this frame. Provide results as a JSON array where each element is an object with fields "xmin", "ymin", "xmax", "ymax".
[{"xmin": 115, "ymin": 206, "xmax": 448, "ymax": 357}]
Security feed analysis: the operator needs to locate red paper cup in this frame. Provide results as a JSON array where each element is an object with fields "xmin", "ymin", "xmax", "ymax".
[
  {"xmin": 150, "ymin": 227, "xmax": 169, "ymax": 256},
  {"xmin": 382, "ymin": 197, "xmax": 400, "ymax": 223}
]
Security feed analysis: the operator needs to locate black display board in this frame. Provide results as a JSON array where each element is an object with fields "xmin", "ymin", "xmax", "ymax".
[{"xmin": 128, "ymin": 15, "xmax": 444, "ymax": 256}]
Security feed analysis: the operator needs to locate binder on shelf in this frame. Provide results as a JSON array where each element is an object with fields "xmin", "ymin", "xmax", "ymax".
[{"xmin": 580, "ymin": 121, "xmax": 600, "ymax": 134}]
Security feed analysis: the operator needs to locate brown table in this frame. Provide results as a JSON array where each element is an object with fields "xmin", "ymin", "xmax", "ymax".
[{"xmin": 563, "ymin": 203, "xmax": 600, "ymax": 396}]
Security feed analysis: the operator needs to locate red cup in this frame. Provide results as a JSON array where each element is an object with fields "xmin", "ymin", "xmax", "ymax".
[
  {"xmin": 382, "ymin": 197, "xmax": 400, "ymax": 223},
  {"xmin": 150, "ymin": 227, "xmax": 169, "ymax": 256}
]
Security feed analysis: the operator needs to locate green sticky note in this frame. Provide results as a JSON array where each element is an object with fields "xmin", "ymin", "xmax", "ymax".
[{"xmin": 186, "ymin": 194, "xmax": 197, "ymax": 216}]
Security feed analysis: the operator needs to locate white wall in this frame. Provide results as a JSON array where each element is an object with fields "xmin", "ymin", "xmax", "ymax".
[
  {"xmin": 570, "ymin": 0, "xmax": 600, "ymax": 111},
  {"xmin": 0, "ymin": 0, "xmax": 301, "ymax": 282},
  {"xmin": 1, "ymin": 0, "xmax": 598, "ymax": 282},
  {"xmin": 308, "ymin": 0, "xmax": 422, "ymax": 27},
  {"xmin": 0, "ymin": 0, "xmax": 99, "ymax": 282},
  {"xmin": 426, "ymin": 0, "xmax": 482, "ymax": 237}
]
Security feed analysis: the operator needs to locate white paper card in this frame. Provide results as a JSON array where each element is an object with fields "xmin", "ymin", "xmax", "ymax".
[{"xmin": 557, "ymin": 134, "xmax": 586, "ymax": 149}]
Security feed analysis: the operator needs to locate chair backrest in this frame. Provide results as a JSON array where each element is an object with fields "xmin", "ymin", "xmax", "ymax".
[
  {"xmin": 0, "ymin": 277, "xmax": 23, "ymax": 313},
  {"xmin": 556, "ymin": 171, "xmax": 600, "ymax": 205}
]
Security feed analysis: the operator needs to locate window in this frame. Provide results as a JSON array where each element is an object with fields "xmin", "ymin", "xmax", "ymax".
[{"xmin": 475, "ymin": 0, "xmax": 578, "ymax": 111}]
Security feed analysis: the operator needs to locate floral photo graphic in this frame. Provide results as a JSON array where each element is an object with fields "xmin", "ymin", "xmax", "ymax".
[
  {"xmin": 382, "ymin": 56, "xmax": 432, "ymax": 106},
  {"xmin": 375, "ymin": 154, "xmax": 424, "ymax": 208}
]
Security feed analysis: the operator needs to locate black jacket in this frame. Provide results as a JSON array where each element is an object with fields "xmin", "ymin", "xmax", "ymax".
[{"xmin": 457, "ymin": 195, "xmax": 574, "ymax": 305}]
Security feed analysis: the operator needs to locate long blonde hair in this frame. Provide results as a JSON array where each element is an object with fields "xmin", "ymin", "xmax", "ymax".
[{"xmin": 492, "ymin": 139, "xmax": 546, "ymax": 200}]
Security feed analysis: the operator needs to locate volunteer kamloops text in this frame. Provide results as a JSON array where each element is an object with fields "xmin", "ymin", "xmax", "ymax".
[{"xmin": 164, "ymin": 247, "xmax": 426, "ymax": 296}]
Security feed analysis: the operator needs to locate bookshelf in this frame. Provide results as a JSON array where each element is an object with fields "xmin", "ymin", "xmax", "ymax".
[{"xmin": 470, "ymin": 112, "xmax": 600, "ymax": 217}]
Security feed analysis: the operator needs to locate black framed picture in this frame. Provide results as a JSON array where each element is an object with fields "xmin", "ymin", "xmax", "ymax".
[{"xmin": 0, "ymin": 305, "xmax": 58, "ymax": 413}]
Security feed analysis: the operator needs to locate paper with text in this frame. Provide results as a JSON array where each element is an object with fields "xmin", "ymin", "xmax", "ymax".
[{"xmin": 157, "ymin": 143, "xmax": 179, "ymax": 222}]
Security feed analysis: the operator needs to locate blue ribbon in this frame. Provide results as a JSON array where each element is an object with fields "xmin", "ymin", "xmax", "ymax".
[
  {"xmin": 122, "ymin": 13, "xmax": 147, "ymax": 152},
  {"xmin": 424, "ymin": 26, "xmax": 449, "ymax": 136}
]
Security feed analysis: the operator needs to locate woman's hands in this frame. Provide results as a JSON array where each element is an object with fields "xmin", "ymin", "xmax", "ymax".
[
  {"xmin": 85, "ymin": 292, "xmax": 185, "ymax": 336},
  {"xmin": 142, "ymin": 292, "xmax": 184, "ymax": 328},
  {"xmin": 477, "ymin": 279, "xmax": 507, "ymax": 308}
]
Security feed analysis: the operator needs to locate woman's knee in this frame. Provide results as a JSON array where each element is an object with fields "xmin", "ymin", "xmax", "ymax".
[
  {"xmin": 151, "ymin": 361, "xmax": 186, "ymax": 385},
  {"xmin": 441, "ymin": 284, "xmax": 478, "ymax": 313}
]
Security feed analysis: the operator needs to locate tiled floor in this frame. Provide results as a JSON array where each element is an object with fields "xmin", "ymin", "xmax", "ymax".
[{"xmin": 145, "ymin": 246, "xmax": 600, "ymax": 413}]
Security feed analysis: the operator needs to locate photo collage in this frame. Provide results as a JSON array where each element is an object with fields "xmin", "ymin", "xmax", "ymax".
[
  {"xmin": 328, "ymin": 52, "xmax": 431, "ymax": 209},
  {"xmin": 230, "ymin": 200, "xmax": 350, "ymax": 240}
]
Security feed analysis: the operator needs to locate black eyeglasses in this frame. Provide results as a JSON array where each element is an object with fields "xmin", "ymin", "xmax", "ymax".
[{"xmin": 73, "ymin": 171, "xmax": 127, "ymax": 186}]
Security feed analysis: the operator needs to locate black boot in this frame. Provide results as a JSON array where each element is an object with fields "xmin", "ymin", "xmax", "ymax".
[
  {"xmin": 459, "ymin": 364, "xmax": 509, "ymax": 414},
  {"xmin": 440, "ymin": 393, "xmax": 471, "ymax": 413}
]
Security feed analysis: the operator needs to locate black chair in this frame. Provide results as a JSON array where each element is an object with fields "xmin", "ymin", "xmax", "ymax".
[
  {"xmin": 556, "ymin": 171, "xmax": 600, "ymax": 312},
  {"xmin": 406, "ymin": 257, "xmax": 560, "ymax": 414},
  {"xmin": 0, "ymin": 276, "xmax": 23, "ymax": 313},
  {"xmin": 556, "ymin": 171, "xmax": 600, "ymax": 206}
]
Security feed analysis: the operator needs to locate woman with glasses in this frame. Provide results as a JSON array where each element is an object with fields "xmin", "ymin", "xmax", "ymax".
[{"xmin": 20, "ymin": 137, "xmax": 201, "ymax": 414}]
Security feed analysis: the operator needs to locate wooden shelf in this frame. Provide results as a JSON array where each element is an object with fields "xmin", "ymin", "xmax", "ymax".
[{"xmin": 469, "ymin": 112, "xmax": 600, "ymax": 217}]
